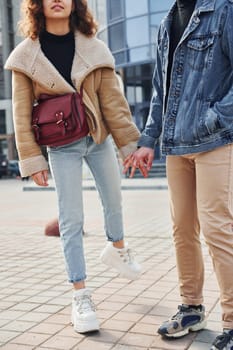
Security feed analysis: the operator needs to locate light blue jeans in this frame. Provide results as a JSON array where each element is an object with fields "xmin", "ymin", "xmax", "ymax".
[{"xmin": 48, "ymin": 136, "xmax": 124, "ymax": 283}]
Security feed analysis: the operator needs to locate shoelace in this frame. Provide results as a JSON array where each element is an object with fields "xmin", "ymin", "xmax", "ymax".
[
  {"xmin": 75, "ymin": 294, "xmax": 96, "ymax": 314},
  {"xmin": 171, "ymin": 305, "xmax": 197, "ymax": 320},
  {"xmin": 212, "ymin": 332, "xmax": 233, "ymax": 350},
  {"xmin": 118, "ymin": 248, "xmax": 134, "ymax": 263}
]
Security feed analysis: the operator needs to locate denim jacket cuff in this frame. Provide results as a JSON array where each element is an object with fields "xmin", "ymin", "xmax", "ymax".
[{"xmin": 138, "ymin": 134, "xmax": 157, "ymax": 149}]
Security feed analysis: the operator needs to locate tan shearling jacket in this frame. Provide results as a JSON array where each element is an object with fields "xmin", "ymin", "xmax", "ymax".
[{"xmin": 5, "ymin": 31, "xmax": 140, "ymax": 177}]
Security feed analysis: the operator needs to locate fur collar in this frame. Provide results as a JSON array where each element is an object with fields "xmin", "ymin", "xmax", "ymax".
[{"xmin": 5, "ymin": 31, "xmax": 115, "ymax": 93}]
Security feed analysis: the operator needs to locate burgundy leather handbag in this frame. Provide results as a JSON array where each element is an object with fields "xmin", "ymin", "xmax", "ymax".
[{"xmin": 32, "ymin": 88, "xmax": 89, "ymax": 147}]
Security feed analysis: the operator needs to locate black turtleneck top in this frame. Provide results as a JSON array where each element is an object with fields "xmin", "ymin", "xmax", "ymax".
[
  {"xmin": 39, "ymin": 31, "xmax": 75, "ymax": 87},
  {"xmin": 166, "ymin": 0, "xmax": 197, "ymax": 103}
]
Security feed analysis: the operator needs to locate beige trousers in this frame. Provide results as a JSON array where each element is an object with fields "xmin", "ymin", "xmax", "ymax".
[{"xmin": 166, "ymin": 144, "xmax": 233, "ymax": 329}]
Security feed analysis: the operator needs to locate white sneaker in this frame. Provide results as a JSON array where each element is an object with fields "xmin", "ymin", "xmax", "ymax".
[
  {"xmin": 100, "ymin": 242, "xmax": 142, "ymax": 280},
  {"xmin": 72, "ymin": 288, "xmax": 99, "ymax": 333}
]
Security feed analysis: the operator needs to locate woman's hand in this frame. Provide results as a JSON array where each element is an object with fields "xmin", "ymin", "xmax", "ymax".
[
  {"xmin": 123, "ymin": 147, "xmax": 154, "ymax": 178},
  {"xmin": 31, "ymin": 170, "xmax": 49, "ymax": 187}
]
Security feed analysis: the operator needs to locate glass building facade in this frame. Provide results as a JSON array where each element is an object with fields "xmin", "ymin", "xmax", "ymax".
[
  {"xmin": 91, "ymin": 0, "xmax": 173, "ymax": 158},
  {"xmin": 0, "ymin": 0, "xmax": 21, "ymax": 159}
]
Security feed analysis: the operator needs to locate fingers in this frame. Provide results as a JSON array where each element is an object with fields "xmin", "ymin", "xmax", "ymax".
[
  {"xmin": 32, "ymin": 170, "xmax": 49, "ymax": 187},
  {"xmin": 123, "ymin": 158, "xmax": 132, "ymax": 174},
  {"xmin": 138, "ymin": 164, "xmax": 148, "ymax": 178},
  {"xmin": 128, "ymin": 164, "xmax": 137, "ymax": 178},
  {"xmin": 123, "ymin": 147, "xmax": 154, "ymax": 178},
  {"xmin": 123, "ymin": 153, "xmax": 135, "ymax": 174},
  {"xmin": 147, "ymin": 152, "xmax": 154, "ymax": 171}
]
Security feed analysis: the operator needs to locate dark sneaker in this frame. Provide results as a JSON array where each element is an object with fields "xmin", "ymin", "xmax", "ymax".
[
  {"xmin": 157, "ymin": 304, "xmax": 207, "ymax": 338},
  {"xmin": 210, "ymin": 330, "xmax": 233, "ymax": 350}
]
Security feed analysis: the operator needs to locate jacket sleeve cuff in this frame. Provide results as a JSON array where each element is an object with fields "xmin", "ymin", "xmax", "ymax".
[
  {"xmin": 118, "ymin": 141, "xmax": 138, "ymax": 160},
  {"xmin": 138, "ymin": 134, "xmax": 157, "ymax": 149},
  {"xmin": 19, "ymin": 155, "xmax": 49, "ymax": 177}
]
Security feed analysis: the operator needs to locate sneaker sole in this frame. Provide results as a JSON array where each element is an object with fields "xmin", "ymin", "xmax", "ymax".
[
  {"xmin": 159, "ymin": 319, "xmax": 207, "ymax": 338},
  {"xmin": 100, "ymin": 254, "xmax": 141, "ymax": 280},
  {"xmin": 73, "ymin": 319, "xmax": 100, "ymax": 333},
  {"xmin": 71, "ymin": 315, "xmax": 100, "ymax": 333}
]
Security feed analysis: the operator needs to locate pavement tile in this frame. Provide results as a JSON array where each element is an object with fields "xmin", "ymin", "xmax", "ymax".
[
  {"xmin": 0, "ymin": 330, "xmax": 20, "ymax": 343},
  {"xmin": 188, "ymin": 341, "xmax": 212, "ymax": 350},
  {"xmin": 55, "ymin": 325, "xmax": 85, "ymax": 338},
  {"xmin": 119, "ymin": 332, "xmax": 155, "ymax": 347},
  {"xmin": 150, "ymin": 333, "xmax": 195, "ymax": 349},
  {"xmin": 105, "ymin": 295, "xmax": 135, "ymax": 304},
  {"xmin": 0, "ymin": 301, "xmax": 17, "ymax": 310},
  {"xmin": 112, "ymin": 312, "xmax": 143, "ymax": 322},
  {"xmin": 9, "ymin": 302, "xmax": 41, "ymax": 312},
  {"xmin": 0, "ymin": 344, "xmax": 34, "ymax": 350},
  {"xmin": 0, "ymin": 310, "xmax": 26, "ymax": 321},
  {"xmin": 122, "ymin": 303, "xmax": 153, "ymax": 314},
  {"xmin": 133, "ymin": 297, "xmax": 159, "ymax": 306},
  {"xmin": 40, "ymin": 334, "xmax": 81, "ymax": 349},
  {"xmin": 98, "ymin": 301, "xmax": 126, "ymax": 311},
  {"xmin": 0, "ymin": 179, "xmax": 222, "ymax": 349},
  {"xmin": 33, "ymin": 304, "xmax": 65, "ymax": 314},
  {"xmin": 97, "ymin": 309, "xmax": 117, "ymax": 320},
  {"xmin": 29, "ymin": 322, "xmax": 65, "ymax": 335},
  {"xmin": 84, "ymin": 329, "xmax": 125, "ymax": 343},
  {"xmin": 18, "ymin": 312, "xmax": 51, "ymax": 323},
  {"xmin": 130, "ymin": 322, "xmax": 157, "ymax": 335},
  {"xmin": 195, "ymin": 329, "xmax": 220, "ymax": 344},
  {"xmin": 10, "ymin": 332, "xmax": 51, "ymax": 346},
  {"xmin": 43, "ymin": 313, "xmax": 70, "ymax": 325},
  {"xmin": 0, "ymin": 320, "xmax": 11, "ymax": 328},
  {"xmin": 111, "ymin": 346, "xmax": 147, "ymax": 350},
  {"xmin": 73, "ymin": 339, "xmax": 113, "ymax": 350},
  {"xmin": 46, "ymin": 297, "xmax": 71, "ymax": 306},
  {"xmin": 1, "ymin": 320, "xmax": 36, "ymax": 332},
  {"xmin": 102, "ymin": 319, "xmax": 135, "ymax": 332},
  {"xmin": 140, "ymin": 314, "xmax": 165, "ymax": 327}
]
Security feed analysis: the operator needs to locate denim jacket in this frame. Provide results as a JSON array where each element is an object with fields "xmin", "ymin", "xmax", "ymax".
[{"xmin": 138, "ymin": 0, "xmax": 233, "ymax": 155}]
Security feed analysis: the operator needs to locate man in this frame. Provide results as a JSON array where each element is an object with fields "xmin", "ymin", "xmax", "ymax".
[{"xmin": 124, "ymin": 0, "xmax": 233, "ymax": 349}]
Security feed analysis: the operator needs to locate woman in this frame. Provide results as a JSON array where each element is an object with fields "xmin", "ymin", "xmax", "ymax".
[{"xmin": 5, "ymin": 0, "xmax": 142, "ymax": 334}]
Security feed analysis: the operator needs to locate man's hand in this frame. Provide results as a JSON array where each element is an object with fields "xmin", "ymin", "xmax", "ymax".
[
  {"xmin": 31, "ymin": 170, "xmax": 49, "ymax": 187},
  {"xmin": 123, "ymin": 147, "xmax": 154, "ymax": 178}
]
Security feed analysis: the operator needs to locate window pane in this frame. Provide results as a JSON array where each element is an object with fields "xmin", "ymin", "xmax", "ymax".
[
  {"xmin": 98, "ymin": 29, "xmax": 108, "ymax": 44},
  {"xmin": 149, "ymin": 0, "xmax": 174, "ymax": 12},
  {"xmin": 126, "ymin": 0, "xmax": 148, "ymax": 18},
  {"xmin": 108, "ymin": 0, "xmax": 124, "ymax": 21},
  {"xmin": 113, "ymin": 51, "xmax": 127, "ymax": 65},
  {"xmin": 129, "ymin": 46, "xmax": 151, "ymax": 63},
  {"xmin": 136, "ymin": 86, "xmax": 143, "ymax": 103},
  {"xmin": 150, "ymin": 13, "xmax": 167, "ymax": 42},
  {"xmin": 126, "ymin": 16, "xmax": 149, "ymax": 47},
  {"xmin": 126, "ymin": 86, "xmax": 135, "ymax": 104},
  {"xmin": 0, "ymin": 48, "xmax": 4, "ymax": 98},
  {"xmin": 109, "ymin": 22, "xmax": 125, "ymax": 51},
  {"xmin": 0, "ymin": 111, "xmax": 6, "ymax": 134}
]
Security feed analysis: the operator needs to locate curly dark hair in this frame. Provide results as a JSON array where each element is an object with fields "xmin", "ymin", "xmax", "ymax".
[{"xmin": 18, "ymin": 0, "xmax": 98, "ymax": 39}]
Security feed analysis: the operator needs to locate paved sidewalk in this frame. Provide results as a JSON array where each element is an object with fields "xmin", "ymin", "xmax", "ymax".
[{"xmin": 0, "ymin": 177, "xmax": 222, "ymax": 350}]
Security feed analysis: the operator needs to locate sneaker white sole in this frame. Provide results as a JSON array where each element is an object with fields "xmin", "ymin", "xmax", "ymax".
[
  {"xmin": 100, "ymin": 253, "xmax": 141, "ymax": 280},
  {"xmin": 72, "ymin": 315, "xmax": 100, "ymax": 333},
  {"xmin": 164, "ymin": 319, "xmax": 207, "ymax": 338}
]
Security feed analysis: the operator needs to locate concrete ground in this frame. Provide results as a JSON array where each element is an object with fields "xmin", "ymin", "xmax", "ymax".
[{"xmin": 0, "ymin": 176, "xmax": 222, "ymax": 350}]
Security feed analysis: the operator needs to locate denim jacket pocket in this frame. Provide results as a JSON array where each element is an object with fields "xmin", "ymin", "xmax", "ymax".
[
  {"xmin": 186, "ymin": 34, "xmax": 215, "ymax": 71},
  {"xmin": 197, "ymin": 103, "xmax": 220, "ymax": 139}
]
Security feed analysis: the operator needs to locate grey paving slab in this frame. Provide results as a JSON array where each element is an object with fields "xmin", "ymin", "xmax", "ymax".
[{"xmin": 0, "ymin": 178, "xmax": 222, "ymax": 350}]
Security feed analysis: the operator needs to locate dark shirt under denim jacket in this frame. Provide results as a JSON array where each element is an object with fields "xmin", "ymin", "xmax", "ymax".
[{"xmin": 138, "ymin": 0, "xmax": 233, "ymax": 155}]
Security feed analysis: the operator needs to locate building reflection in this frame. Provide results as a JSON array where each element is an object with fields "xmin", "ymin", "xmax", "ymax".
[{"xmin": 90, "ymin": 0, "xmax": 173, "ymax": 159}]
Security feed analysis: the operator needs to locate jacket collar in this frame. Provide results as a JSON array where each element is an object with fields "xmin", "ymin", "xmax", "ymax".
[
  {"xmin": 5, "ymin": 31, "xmax": 115, "ymax": 93},
  {"xmin": 196, "ymin": 0, "xmax": 216, "ymax": 13},
  {"xmin": 166, "ymin": 0, "xmax": 216, "ymax": 21}
]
